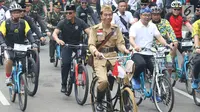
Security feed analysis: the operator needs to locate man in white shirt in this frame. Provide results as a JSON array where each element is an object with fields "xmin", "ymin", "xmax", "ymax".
[
  {"xmin": 129, "ymin": 7, "xmax": 172, "ymax": 89},
  {"xmin": 112, "ymin": 0, "xmax": 134, "ymax": 48}
]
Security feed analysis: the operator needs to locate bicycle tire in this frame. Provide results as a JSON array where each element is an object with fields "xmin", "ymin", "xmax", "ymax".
[
  {"xmin": 31, "ymin": 50, "xmax": 40, "ymax": 76},
  {"xmin": 65, "ymin": 70, "xmax": 73, "ymax": 96},
  {"xmin": 90, "ymin": 76, "xmax": 113, "ymax": 112},
  {"xmin": 192, "ymin": 88, "xmax": 200, "ymax": 106},
  {"xmin": 74, "ymin": 64, "xmax": 89, "ymax": 105},
  {"xmin": 54, "ymin": 57, "xmax": 59, "ymax": 67},
  {"xmin": 153, "ymin": 76, "xmax": 174, "ymax": 112},
  {"xmin": 185, "ymin": 64, "xmax": 193, "ymax": 95},
  {"xmin": 26, "ymin": 57, "xmax": 39, "ymax": 96},
  {"xmin": 18, "ymin": 74, "xmax": 27, "ymax": 111},
  {"xmin": 9, "ymin": 76, "xmax": 16, "ymax": 102},
  {"xmin": 121, "ymin": 87, "xmax": 138, "ymax": 112},
  {"xmin": 91, "ymin": 76, "xmax": 98, "ymax": 112}
]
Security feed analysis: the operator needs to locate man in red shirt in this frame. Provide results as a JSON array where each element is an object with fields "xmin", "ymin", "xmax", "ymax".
[{"xmin": 165, "ymin": 0, "xmax": 192, "ymax": 52}]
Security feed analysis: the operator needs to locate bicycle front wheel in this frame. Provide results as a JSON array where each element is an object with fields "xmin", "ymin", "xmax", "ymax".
[
  {"xmin": 65, "ymin": 70, "xmax": 73, "ymax": 96},
  {"xmin": 185, "ymin": 64, "xmax": 193, "ymax": 95},
  {"xmin": 18, "ymin": 74, "xmax": 27, "ymax": 111},
  {"xmin": 25, "ymin": 57, "xmax": 39, "ymax": 96},
  {"xmin": 121, "ymin": 87, "xmax": 138, "ymax": 112},
  {"xmin": 153, "ymin": 76, "xmax": 174, "ymax": 112},
  {"xmin": 74, "ymin": 64, "xmax": 89, "ymax": 105},
  {"xmin": 9, "ymin": 76, "xmax": 16, "ymax": 102}
]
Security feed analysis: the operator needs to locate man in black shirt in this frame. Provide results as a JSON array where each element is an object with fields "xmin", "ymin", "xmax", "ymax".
[
  {"xmin": 191, "ymin": 1, "xmax": 200, "ymax": 24},
  {"xmin": 53, "ymin": 4, "xmax": 90, "ymax": 93}
]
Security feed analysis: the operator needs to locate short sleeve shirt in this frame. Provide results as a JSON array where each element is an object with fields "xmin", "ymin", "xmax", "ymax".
[
  {"xmin": 129, "ymin": 20, "xmax": 160, "ymax": 55},
  {"xmin": 111, "ymin": 11, "xmax": 134, "ymax": 33},
  {"xmin": 56, "ymin": 17, "xmax": 89, "ymax": 44}
]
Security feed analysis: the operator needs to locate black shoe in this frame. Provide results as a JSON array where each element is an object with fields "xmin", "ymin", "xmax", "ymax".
[
  {"xmin": 96, "ymin": 102, "xmax": 104, "ymax": 112},
  {"xmin": 61, "ymin": 85, "xmax": 66, "ymax": 93},
  {"xmin": 50, "ymin": 57, "xmax": 55, "ymax": 63}
]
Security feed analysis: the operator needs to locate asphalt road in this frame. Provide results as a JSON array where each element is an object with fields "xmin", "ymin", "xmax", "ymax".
[{"xmin": 0, "ymin": 42, "xmax": 200, "ymax": 112}]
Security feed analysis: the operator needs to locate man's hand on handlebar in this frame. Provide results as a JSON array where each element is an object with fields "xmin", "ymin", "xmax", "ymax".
[
  {"xmin": 94, "ymin": 50, "xmax": 103, "ymax": 59},
  {"xmin": 40, "ymin": 37, "xmax": 46, "ymax": 42},
  {"xmin": 134, "ymin": 45, "xmax": 141, "ymax": 52},
  {"xmin": 56, "ymin": 39, "xmax": 65, "ymax": 46}
]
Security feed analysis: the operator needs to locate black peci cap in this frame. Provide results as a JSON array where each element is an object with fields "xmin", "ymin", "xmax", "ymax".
[{"xmin": 65, "ymin": 4, "xmax": 76, "ymax": 11}]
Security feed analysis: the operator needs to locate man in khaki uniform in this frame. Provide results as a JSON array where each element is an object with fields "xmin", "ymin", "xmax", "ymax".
[{"xmin": 88, "ymin": 5, "xmax": 130, "ymax": 111}]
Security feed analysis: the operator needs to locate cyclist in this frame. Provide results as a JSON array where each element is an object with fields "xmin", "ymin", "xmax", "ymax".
[
  {"xmin": 0, "ymin": 3, "xmax": 36, "ymax": 85},
  {"xmin": 52, "ymin": 4, "xmax": 90, "ymax": 93},
  {"xmin": 18, "ymin": 1, "xmax": 46, "ymax": 41},
  {"xmin": 165, "ymin": 0, "xmax": 192, "ymax": 53},
  {"xmin": 0, "ymin": 0, "xmax": 8, "ymax": 23},
  {"xmin": 76, "ymin": 0, "xmax": 99, "ymax": 25},
  {"xmin": 112, "ymin": 0, "xmax": 135, "ymax": 48},
  {"xmin": 88, "ymin": 5, "xmax": 131, "ymax": 111},
  {"xmin": 191, "ymin": 1, "xmax": 200, "ymax": 24},
  {"xmin": 46, "ymin": 1, "xmax": 63, "ymax": 63},
  {"xmin": 27, "ymin": 0, "xmax": 50, "ymax": 35},
  {"xmin": 133, "ymin": 0, "xmax": 150, "ymax": 23},
  {"xmin": 151, "ymin": 6, "xmax": 178, "ymax": 58},
  {"xmin": 129, "ymin": 7, "xmax": 173, "ymax": 89},
  {"xmin": 191, "ymin": 19, "xmax": 200, "ymax": 89}
]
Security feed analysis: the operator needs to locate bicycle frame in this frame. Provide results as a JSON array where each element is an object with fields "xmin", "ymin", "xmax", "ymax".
[
  {"xmin": 174, "ymin": 52, "xmax": 190, "ymax": 79},
  {"xmin": 11, "ymin": 60, "xmax": 23, "ymax": 93}
]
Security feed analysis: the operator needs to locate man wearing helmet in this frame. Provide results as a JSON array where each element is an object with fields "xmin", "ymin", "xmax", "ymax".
[
  {"xmin": 151, "ymin": 6, "xmax": 177, "ymax": 58},
  {"xmin": 52, "ymin": 4, "xmax": 90, "ymax": 93},
  {"xmin": 76, "ymin": 0, "xmax": 99, "ymax": 25},
  {"xmin": 0, "ymin": 3, "xmax": 36, "ymax": 85},
  {"xmin": 165, "ymin": 0, "xmax": 192, "ymax": 53}
]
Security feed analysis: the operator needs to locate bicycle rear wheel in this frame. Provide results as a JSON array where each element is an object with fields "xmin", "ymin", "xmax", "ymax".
[
  {"xmin": 25, "ymin": 57, "xmax": 39, "ymax": 96},
  {"xmin": 74, "ymin": 64, "xmax": 89, "ymax": 105},
  {"xmin": 121, "ymin": 87, "xmax": 138, "ymax": 112},
  {"xmin": 9, "ymin": 76, "xmax": 16, "ymax": 102},
  {"xmin": 18, "ymin": 74, "xmax": 27, "ymax": 111},
  {"xmin": 153, "ymin": 76, "xmax": 174, "ymax": 112}
]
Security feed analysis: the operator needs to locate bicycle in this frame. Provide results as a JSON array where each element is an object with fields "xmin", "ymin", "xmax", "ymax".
[
  {"xmin": 170, "ymin": 38, "xmax": 193, "ymax": 95},
  {"xmin": 5, "ymin": 43, "xmax": 36, "ymax": 111},
  {"xmin": 192, "ymin": 72, "xmax": 200, "ymax": 106},
  {"xmin": 90, "ymin": 53, "xmax": 138, "ymax": 112},
  {"xmin": 64, "ymin": 44, "xmax": 89, "ymax": 105},
  {"xmin": 132, "ymin": 46, "xmax": 174, "ymax": 112}
]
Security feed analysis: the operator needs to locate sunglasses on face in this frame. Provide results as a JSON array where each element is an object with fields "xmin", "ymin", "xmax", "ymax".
[
  {"xmin": 66, "ymin": 12, "xmax": 73, "ymax": 15},
  {"xmin": 174, "ymin": 8, "xmax": 181, "ymax": 11},
  {"xmin": 141, "ymin": 4, "xmax": 147, "ymax": 6},
  {"xmin": 81, "ymin": 2, "xmax": 87, "ymax": 4}
]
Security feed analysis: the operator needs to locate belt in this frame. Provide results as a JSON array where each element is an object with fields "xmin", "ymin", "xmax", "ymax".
[{"xmin": 99, "ymin": 47, "xmax": 115, "ymax": 53}]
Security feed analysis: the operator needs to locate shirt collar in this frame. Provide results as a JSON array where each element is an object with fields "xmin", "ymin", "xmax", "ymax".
[
  {"xmin": 117, "ymin": 11, "xmax": 125, "ymax": 16},
  {"xmin": 138, "ymin": 20, "xmax": 150, "ymax": 27},
  {"xmin": 65, "ymin": 17, "xmax": 77, "ymax": 24}
]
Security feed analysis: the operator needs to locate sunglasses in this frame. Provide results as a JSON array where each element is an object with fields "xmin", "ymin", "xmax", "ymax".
[
  {"xmin": 141, "ymin": 4, "xmax": 147, "ymax": 6},
  {"xmin": 81, "ymin": 2, "xmax": 87, "ymax": 4},
  {"xmin": 66, "ymin": 12, "xmax": 73, "ymax": 15},
  {"xmin": 196, "ymin": 9, "xmax": 200, "ymax": 12},
  {"xmin": 174, "ymin": 8, "xmax": 181, "ymax": 11}
]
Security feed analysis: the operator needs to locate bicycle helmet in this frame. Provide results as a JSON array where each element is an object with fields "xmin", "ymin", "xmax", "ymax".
[
  {"xmin": 151, "ymin": 6, "xmax": 161, "ymax": 14},
  {"xmin": 171, "ymin": 0, "xmax": 182, "ymax": 8},
  {"xmin": 9, "ymin": 3, "xmax": 23, "ymax": 12}
]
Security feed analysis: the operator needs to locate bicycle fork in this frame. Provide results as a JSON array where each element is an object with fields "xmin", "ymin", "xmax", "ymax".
[
  {"xmin": 155, "ymin": 73, "xmax": 166, "ymax": 97},
  {"xmin": 75, "ymin": 64, "xmax": 86, "ymax": 86}
]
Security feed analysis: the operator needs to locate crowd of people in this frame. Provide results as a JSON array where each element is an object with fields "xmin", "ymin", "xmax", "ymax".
[{"xmin": 0, "ymin": 0, "xmax": 200, "ymax": 111}]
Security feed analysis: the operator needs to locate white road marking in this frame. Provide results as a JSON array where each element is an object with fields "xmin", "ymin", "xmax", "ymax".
[
  {"xmin": 0, "ymin": 91, "xmax": 10, "ymax": 105},
  {"xmin": 174, "ymin": 87, "xmax": 200, "ymax": 102}
]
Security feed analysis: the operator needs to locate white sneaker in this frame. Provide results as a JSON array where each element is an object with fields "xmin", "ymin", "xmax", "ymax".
[{"xmin": 5, "ymin": 77, "xmax": 12, "ymax": 86}]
